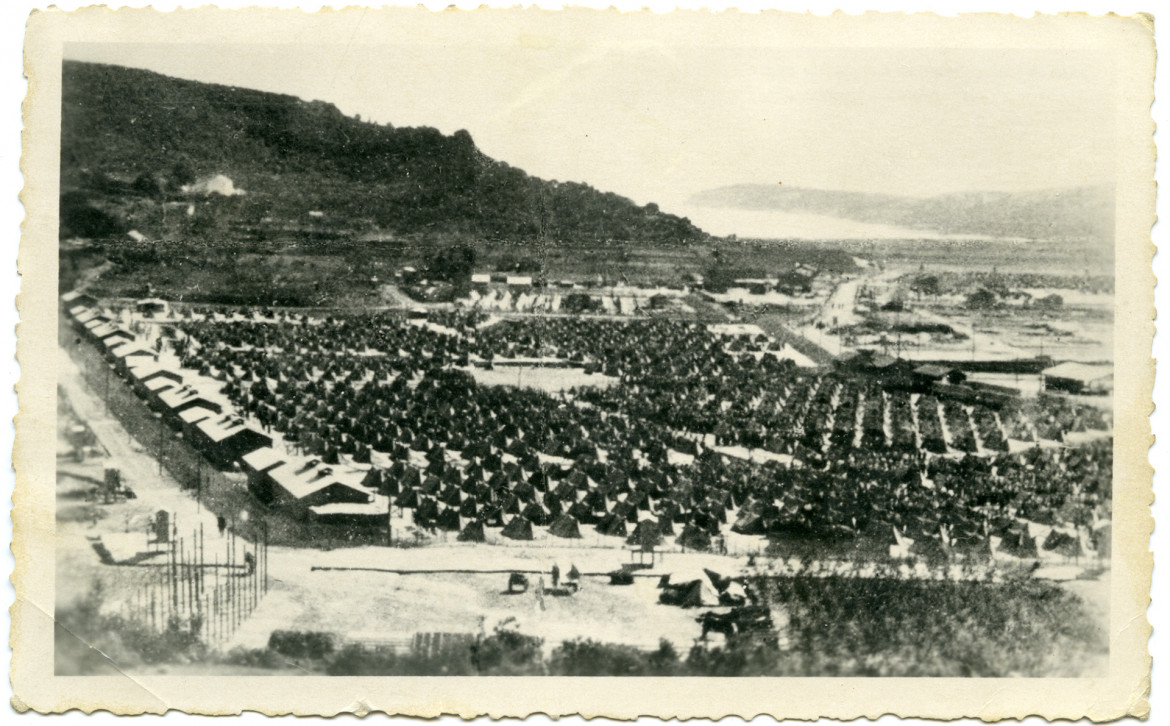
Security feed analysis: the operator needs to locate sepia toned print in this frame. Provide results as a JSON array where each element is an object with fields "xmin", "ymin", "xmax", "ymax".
[{"xmin": 14, "ymin": 7, "xmax": 1154, "ymax": 719}]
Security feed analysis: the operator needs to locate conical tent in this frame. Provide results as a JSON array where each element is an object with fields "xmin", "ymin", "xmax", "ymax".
[
  {"xmin": 596, "ymin": 513, "xmax": 628, "ymax": 538},
  {"xmin": 723, "ymin": 580, "xmax": 748, "ymax": 605},
  {"xmin": 731, "ymin": 508, "xmax": 764, "ymax": 535},
  {"xmin": 399, "ymin": 467, "xmax": 421, "ymax": 488},
  {"xmin": 361, "ymin": 469, "xmax": 384, "ymax": 490},
  {"xmin": 396, "ymin": 488, "xmax": 419, "ymax": 509},
  {"xmin": 1001, "ymin": 528, "xmax": 1039, "ymax": 558},
  {"xmin": 703, "ymin": 568, "xmax": 733, "ymax": 593},
  {"xmin": 458, "ymin": 496, "xmax": 479, "ymax": 519},
  {"xmin": 658, "ymin": 568, "xmax": 721, "ymax": 608},
  {"xmin": 501, "ymin": 516, "xmax": 534, "ymax": 541},
  {"xmin": 457, "ymin": 520, "xmax": 486, "ymax": 543},
  {"xmin": 415, "ymin": 496, "xmax": 439, "ymax": 523},
  {"xmin": 656, "ymin": 514, "xmax": 676, "ymax": 537},
  {"xmin": 1043, "ymin": 528, "xmax": 1084, "ymax": 558},
  {"xmin": 420, "ymin": 475, "xmax": 441, "ymax": 495},
  {"xmin": 677, "ymin": 524, "xmax": 712, "ymax": 551},
  {"xmin": 479, "ymin": 504, "xmax": 504, "ymax": 528},
  {"xmin": 626, "ymin": 519, "xmax": 662, "ymax": 548},
  {"xmin": 435, "ymin": 507, "xmax": 461, "ymax": 532},
  {"xmin": 568, "ymin": 501, "xmax": 598, "ymax": 525},
  {"xmin": 548, "ymin": 513, "xmax": 582, "ymax": 539},
  {"xmin": 522, "ymin": 501, "xmax": 552, "ymax": 526}
]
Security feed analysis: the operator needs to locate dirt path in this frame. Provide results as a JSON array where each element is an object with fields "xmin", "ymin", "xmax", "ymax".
[
  {"xmin": 58, "ymin": 347, "xmax": 225, "ymax": 532},
  {"xmin": 56, "ymin": 344, "xmax": 250, "ymax": 607}
]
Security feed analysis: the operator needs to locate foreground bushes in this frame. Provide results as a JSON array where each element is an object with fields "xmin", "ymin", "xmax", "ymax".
[
  {"xmin": 753, "ymin": 573, "xmax": 1104, "ymax": 677},
  {"xmin": 60, "ymin": 573, "xmax": 1106, "ymax": 677},
  {"xmin": 54, "ymin": 584, "xmax": 207, "ymax": 675},
  {"xmin": 258, "ymin": 573, "xmax": 1104, "ymax": 678},
  {"xmin": 325, "ymin": 627, "xmax": 541, "ymax": 676}
]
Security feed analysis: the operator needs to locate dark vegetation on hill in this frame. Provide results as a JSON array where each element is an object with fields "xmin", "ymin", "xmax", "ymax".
[{"xmin": 60, "ymin": 60, "xmax": 706, "ymax": 246}]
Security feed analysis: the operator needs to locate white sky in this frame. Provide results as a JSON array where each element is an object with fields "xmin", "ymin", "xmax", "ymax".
[{"xmin": 65, "ymin": 40, "xmax": 1117, "ymax": 236}]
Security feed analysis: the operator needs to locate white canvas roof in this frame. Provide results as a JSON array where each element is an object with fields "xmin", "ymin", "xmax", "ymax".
[
  {"xmin": 145, "ymin": 377, "xmax": 176, "ymax": 394},
  {"xmin": 128, "ymin": 362, "xmax": 182, "ymax": 383},
  {"xmin": 73, "ymin": 308, "xmax": 100, "ymax": 324},
  {"xmin": 663, "ymin": 567, "xmax": 721, "ymax": 606},
  {"xmin": 159, "ymin": 387, "xmax": 217, "ymax": 412},
  {"xmin": 196, "ymin": 415, "xmax": 254, "ymax": 444},
  {"xmin": 90, "ymin": 322, "xmax": 122, "ymax": 339},
  {"xmin": 112, "ymin": 346, "xmax": 155, "ymax": 361},
  {"xmin": 309, "ymin": 495, "xmax": 389, "ymax": 518},
  {"xmin": 177, "ymin": 406, "xmax": 216, "ymax": 425},
  {"xmin": 269, "ymin": 460, "xmax": 368, "ymax": 502},
  {"xmin": 241, "ymin": 447, "xmax": 287, "ymax": 474}
]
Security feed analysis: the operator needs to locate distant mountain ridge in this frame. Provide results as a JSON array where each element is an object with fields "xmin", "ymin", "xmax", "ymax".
[
  {"xmin": 689, "ymin": 183, "xmax": 1114, "ymax": 241},
  {"xmin": 60, "ymin": 60, "xmax": 707, "ymax": 245}
]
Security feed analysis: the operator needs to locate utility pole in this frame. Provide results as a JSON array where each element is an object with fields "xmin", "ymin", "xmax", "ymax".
[{"xmin": 895, "ymin": 308, "xmax": 902, "ymax": 360}]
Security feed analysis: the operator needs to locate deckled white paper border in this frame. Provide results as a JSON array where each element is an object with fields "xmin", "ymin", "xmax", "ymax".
[{"xmin": 7, "ymin": 3, "xmax": 1161, "ymax": 722}]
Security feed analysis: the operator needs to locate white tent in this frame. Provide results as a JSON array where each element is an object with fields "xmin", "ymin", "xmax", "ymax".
[{"xmin": 660, "ymin": 567, "xmax": 721, "ymax": 607}]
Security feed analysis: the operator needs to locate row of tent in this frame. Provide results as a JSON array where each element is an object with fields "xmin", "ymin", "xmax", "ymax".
[{"xmin": 68, "ymin": 294, "xmax": 1111, "ymax": 562}]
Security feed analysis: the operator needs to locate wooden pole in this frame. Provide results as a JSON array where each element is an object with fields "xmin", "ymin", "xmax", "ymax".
[
  {"xmin": 185, "ymin": 537, "xmax": 195, "ymax": 619},
  {"xmin": 214, "ymin": 552, "xmax": 220, "ymax": 643},
  {"xmin": 234, "ymin": 549, "xmax": 240, "ymax": 630},
  {"xmin": 170, "ymin": 521, "xmax": 178, "ymax": 612},
  {"xmin": 178, "ymin": 537, "xmax": 186, "ymax": 618},
  {"xmin": 252, "ymin": 540, "xmax": 258, "ymax": 609},
  {"xmin": 226, "ymin": 528, "xmax": 233, "ymax": 633},
  {"xmin": 199, "ymin": 523, "xmax": 205, "ymax": 596}
]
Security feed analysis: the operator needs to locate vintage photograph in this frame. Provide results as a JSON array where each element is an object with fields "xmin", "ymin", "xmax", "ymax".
[{"xmin": 14, "ymin": 7, "xmax": 1154, "ymax": 719}]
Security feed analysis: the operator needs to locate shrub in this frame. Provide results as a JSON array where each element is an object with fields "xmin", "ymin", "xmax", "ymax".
[
  {"xmin": 326, "ymin": 645, "xmax": 402, "ymax": 676},
  {"xmin": 266, "ymin": 630, "xmax": 336, "ymax": 661},
  {"xmin": 54, "ymin": 583, "xmax": 207, "ymax": 674},
  {"xmin": 471, "ymin": 628, "xmax": 544, "ymax": 675},
  {"xmin": 550, "ymin": 638, "xmax": 654, "ymax": 676}
]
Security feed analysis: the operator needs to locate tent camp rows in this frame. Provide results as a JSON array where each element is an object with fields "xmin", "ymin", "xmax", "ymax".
[
  {"xmin": 175, "ymin": 311, "xmax": 1109, "ymax": 458},
  {"xmin": 155, "ymin": 306, "xmax": 1111, "ymax": 558}
]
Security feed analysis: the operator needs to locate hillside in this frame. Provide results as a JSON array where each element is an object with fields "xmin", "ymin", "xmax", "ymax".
[
  {"xmin": 689, "ymin": 184, "xmax": 1114, "ymax": 242},
  {"xmin": 60, "ymin": 61, "xmax": 707, "ymax": 245}
]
